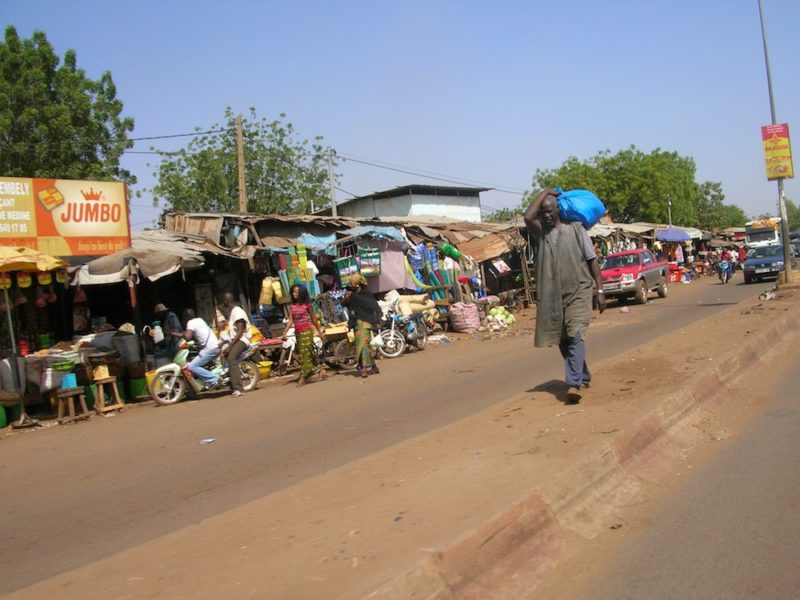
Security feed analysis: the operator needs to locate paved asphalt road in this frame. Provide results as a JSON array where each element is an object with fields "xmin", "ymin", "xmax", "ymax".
[
  {"xmin": 569, "ymin": 345, "xmax": 800, "ymax": 600},
  {"xmin": 0, "ymin": 276, "xmax": 772, "ymax": 593}
]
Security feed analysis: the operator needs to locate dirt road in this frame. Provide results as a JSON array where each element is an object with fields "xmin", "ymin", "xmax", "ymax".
[{"xmin": 0, "ymin": 276, "xmax": 775, "ymax": 595}]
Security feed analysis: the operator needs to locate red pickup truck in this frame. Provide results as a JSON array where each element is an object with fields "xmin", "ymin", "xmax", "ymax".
[{"xmin": 600, "ymin": 249, "xmax": 669, "ymax": 304}]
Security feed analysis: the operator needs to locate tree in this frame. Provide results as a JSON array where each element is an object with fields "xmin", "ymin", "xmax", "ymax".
[
  {"xmin": 785, "ymin": 198, "xmax": 800, "ymax": 232},
  {"xmin": 485, "ymin": 206, "xmax": 523, "ymax": 223},
  {"xmin": 151, "ymin": 108, "xmax": 332, "ymax": 214},
  {"xmin": 0, "ymin": 26, "xmax": 135, "ymax": 184},
  {"xmin": 695, "ymin": 182, "xmax": 746, "ymax": 230},
  {"xmin": 518, "ymin": 146, "xmax": 749, "ymax": 229}
]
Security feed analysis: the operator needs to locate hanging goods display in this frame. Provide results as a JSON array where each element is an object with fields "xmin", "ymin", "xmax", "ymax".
[
  {"xmin": 334, "ymin": 255, "xmax": 359, "ymax": 286},
  {"xmin": 440, "ymin": 242, "xmax": 462, "ymax": 260},
  {"xmin": 16, "ymin": 272, "xmax": 32, "ymax": 288},
  {"xmin": 357, "ymin": 247, "xmax": 381, "ymax": 277},
  {"xmin": 259, "ymin": 277, "xmax": 275, "ymax": 305}
]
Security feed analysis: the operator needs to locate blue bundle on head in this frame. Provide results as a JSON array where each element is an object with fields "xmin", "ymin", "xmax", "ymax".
[{"xmin": 556, "ymin": 189, "xmax": 607, "ymax": 228}]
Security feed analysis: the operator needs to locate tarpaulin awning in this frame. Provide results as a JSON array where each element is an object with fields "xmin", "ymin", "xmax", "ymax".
[{"xmin": 71, "ymin": 230, "xmax": 239, "ymax": 285}]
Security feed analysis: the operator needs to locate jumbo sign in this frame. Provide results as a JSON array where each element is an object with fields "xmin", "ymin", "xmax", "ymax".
[{"xmin": 0, "ymin": 177, "xmax": 130, "ymax": 256}]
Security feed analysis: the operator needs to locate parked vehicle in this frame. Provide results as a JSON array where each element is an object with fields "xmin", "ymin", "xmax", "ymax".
[
  {"xmin": 742, "ymin": 243, "xmax": 792, "ymax": 284},
  {"xmin": 600, "ymin": 249, "xmax": 669, "ymax": 304},
  {"xmin": 377, "ymin": 304, "xmax": 429, "ymax": 359},
  {"xmin": 274, "ymin": 325, "xmax": 368, "ymax": 374},
  {"xmin": 150, "ymin": 341, "xmax": 261, "ymax": 406}
]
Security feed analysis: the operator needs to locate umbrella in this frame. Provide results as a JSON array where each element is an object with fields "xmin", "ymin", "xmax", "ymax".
[
  {"xmin": 655, "ymin": 227, "xmax": 691, "ymax": 243},
  {"xmin": 0, "ymin": 247, "xmax": 68, "ymax": 427}
]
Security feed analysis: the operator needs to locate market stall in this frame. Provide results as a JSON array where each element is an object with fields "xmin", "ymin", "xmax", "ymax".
[{"xmin": 0, "ymin": 246, "xmax": 68, "ymax": 427}]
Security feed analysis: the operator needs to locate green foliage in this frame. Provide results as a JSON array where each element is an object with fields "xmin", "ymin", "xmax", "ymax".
[
  {"xmin": 696, "ymin": 182, "xmax": 746, "ymax": 229},
  {"xmin": 521, "ymin": 146, "xmax": 747, "ymax": 229},
  {"xmin": 0, "ymin": 26, "xmax": 135, "ymax": 184},
  {"xmin": 151, "ymin": 108, "xmax": 331, "ymax": 214},
  {"xmin": 484, "ymin": 206, "xmax": 523, "ymax": 223},
  {"xmin": 785, "ymin": 198, "xmax": 800, "ymax": 232}
]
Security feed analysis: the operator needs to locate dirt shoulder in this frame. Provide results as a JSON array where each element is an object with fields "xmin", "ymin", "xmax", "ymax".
[{"xmin": 7, "ymin": 284, "xmax": 798, "ymax": 600}]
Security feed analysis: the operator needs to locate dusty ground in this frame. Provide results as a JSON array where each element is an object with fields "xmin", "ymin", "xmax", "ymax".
[{"xmin": 3, "ymin": 276, "xmax": 796, "ymax": 599}]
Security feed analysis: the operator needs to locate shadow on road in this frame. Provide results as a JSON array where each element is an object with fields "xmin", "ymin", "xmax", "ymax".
[{"xmin": 528, "ymin": 379, "xmax": 575, "ymax": 404}]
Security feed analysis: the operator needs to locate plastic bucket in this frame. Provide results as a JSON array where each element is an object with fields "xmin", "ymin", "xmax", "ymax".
[
  {"xmin": 83, "ymin": 385, "xmax": 96, "ymax": 409},
  {"xmin": 258, "ymin": 361, "xmax": 272, "ymax": 379},
  {"xmin": 60, "ymin": 373, "xmax": 78, "ymax": 389},
  {"xmin": 129, "ymin": 378, "xmax": 148, "ymax": 400}
]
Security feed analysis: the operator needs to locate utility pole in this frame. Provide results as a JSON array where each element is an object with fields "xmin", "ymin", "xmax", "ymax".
[
  {"xmin": 758, "ymin": 0, "xmax": 792, "ymax": 279},
  {"xmin": 236, "ymin": 115, "xmax": 247, "ymax": 213},
  {"xmin": 667, "ymin": 195, "xmax": 673, "ymax": 227},
  {"xmin": 327, "ymin": 148, "xmax": 337, "ymax": 216}
]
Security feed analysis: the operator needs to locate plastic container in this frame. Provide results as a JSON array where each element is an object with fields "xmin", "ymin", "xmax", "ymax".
[
  {"xmin": 113, "ymin": 334, "xmax": 142, "ymax": 365},
  {"xmin": 441, "ymin": 242, "xmax": 462, "ymax": 260},
  {"xmin": 145, "ymin": 370, "xmax": 157, "ymax": 392},
  {"xmin": 257, "ymin": 361, "xmax": 272, "ymax": 379},
  {"xmin": 92, "ymin": 365, "xmax": 110, "ymax": 380},
  {"xmin": 129, "ymin": 378, "xmax": 148, "ymax": 400},
  {"xmin": 60, "ymin": 373, "xmax": 78, "ymax": 389}
]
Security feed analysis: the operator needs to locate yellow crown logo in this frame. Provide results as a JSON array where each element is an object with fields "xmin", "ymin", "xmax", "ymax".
[{"xmin": 80, "ymin": 187, "xmax": 103, "ymax": 201}]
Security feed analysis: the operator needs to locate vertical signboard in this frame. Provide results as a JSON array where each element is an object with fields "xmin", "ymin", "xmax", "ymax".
[
  {"xmin": 761, "ymin": 123, "xmax": 794, "ymax": 181},
  {"xmin": 0, "ymin": 177, "xmax": 130, "ymax": 256}
]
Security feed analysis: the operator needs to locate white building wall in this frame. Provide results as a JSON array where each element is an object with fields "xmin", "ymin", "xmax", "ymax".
[
  {"xmin": 336, "ymin": 192, "xmax": 482, "ymax": 222},
  {"xmin": 408, "ymin": 193, "xmax": 482, "ymax": 222}
]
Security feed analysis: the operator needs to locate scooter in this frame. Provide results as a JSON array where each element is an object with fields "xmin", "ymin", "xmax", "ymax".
[
  {"xmin": 150, "ymin": 341, "xmax": 261, "ymax": 406},
  {"xmin": 718, "ymin": 260, "xmax": 732, "ymax": 284}
]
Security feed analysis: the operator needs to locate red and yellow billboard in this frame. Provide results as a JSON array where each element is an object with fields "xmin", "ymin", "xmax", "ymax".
[
  {"xmin": 761, "ymin": 123, "xmax": 794, "ymax": 181},
  {"xmin": 0, "ymin": 177, "xmax": 130, "ymax": 256}
]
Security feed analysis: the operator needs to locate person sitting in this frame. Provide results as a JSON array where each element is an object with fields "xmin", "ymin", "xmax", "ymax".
[{"xmin": 182, "ymin": 308, "xmax": 220, "ymax": 390}]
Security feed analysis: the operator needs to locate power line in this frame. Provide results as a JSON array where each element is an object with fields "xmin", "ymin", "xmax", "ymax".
[
  {"xmin": 337, "ymin": 152, "xmax": 526, "ymax": 195},
  {"xmin": 128, "ymin": 128, "xmax": 232, "ymax": 142},
  {"xmin": 334, "ymin": 185, "xmax": 358, "ymax": 198}
]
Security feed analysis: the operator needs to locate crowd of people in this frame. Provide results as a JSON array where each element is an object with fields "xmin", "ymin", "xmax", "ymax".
[{"xmin": 147, "ymin": 275, "xmax": 385, "ymax": 398}]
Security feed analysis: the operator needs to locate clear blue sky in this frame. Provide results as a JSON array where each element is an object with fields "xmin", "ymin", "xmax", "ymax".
[{"xmin": 5, "ymin": 0, "xmax": 800, "ymax": 229}]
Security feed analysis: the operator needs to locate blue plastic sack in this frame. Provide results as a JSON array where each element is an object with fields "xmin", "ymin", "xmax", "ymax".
[{"xmin": 556, "ymin": 189, "xmax": 606, "ymax": 228}]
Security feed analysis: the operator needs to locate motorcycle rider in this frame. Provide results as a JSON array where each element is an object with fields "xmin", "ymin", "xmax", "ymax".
[
  {"xmin": 719, "ymin": 248, "xmax": 733, "ymax": 282},
  {"xmin": 182, "ymin": 308, "xmax": 220, "ymax": 390}
]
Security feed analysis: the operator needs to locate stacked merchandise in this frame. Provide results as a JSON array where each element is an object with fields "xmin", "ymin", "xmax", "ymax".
[
  {"xmin": 277, "ymin": 244, "xmax": 321, "ymax": 298},
  {"xmin": 405, "ymin": 243, "xmax": 460, "ymax": 300}
]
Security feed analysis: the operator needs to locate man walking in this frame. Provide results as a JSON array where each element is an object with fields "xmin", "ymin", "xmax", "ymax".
[
  {"xmin": 182, "ymin": 308, "xmax": 220, "ymax": 390},
  {"xmin": 524, "ymin": 188, "xmax": 605, "ymax": 403},
  {"xmin": 221, "ymin": 292, "xmax": 251, "ymax": 397}
]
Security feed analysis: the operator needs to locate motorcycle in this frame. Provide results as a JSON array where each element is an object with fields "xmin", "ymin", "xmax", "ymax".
[
  {"xmin": 377, "ymin": 304, "xmax": 429, "ymax": 359},
  {"xmin": 718, "ymin": 260, "xmax": 732, "ymax": 284},
  {"xmin": 274, "ymin": 327, "xmax": 324, "ymax": 376},
  {"xmin": 150, "ymin": 341, "xmax": 261, "ymax": 406}
]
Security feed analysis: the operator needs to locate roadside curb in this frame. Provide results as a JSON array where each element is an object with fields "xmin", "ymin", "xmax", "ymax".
[{"xmin": 367, "ymin": 295, "xmax": 800, "ymax": 599}]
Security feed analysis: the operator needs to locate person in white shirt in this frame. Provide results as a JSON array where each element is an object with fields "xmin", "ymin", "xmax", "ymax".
[
  {"xmin": 182, "ymin": 309, "xmax": 220, "ymax": 389},
  {"xmin": 222, "ymin": 292, "xmax": 251, "ymax": 397}
]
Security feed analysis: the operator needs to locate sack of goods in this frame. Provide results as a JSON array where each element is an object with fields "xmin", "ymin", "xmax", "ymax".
[
  {"xmin": 556, "ymin": 189, "xmax": 607, "ymax": 229},
  {"xmin": 449, "ymin": 302, "xmax": 481, "ymax": 333}
]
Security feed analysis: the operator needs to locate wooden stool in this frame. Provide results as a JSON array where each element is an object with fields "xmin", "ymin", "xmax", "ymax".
[
  {"xmin": 57, "ymin": 387, "xmax": 92, "ymax": 424},
  {"xmin": 93, "ymin": 376, "xmax": 125, "ymax": 415}
]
